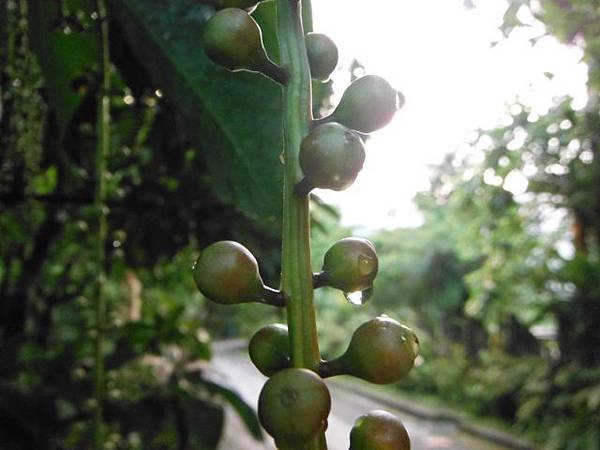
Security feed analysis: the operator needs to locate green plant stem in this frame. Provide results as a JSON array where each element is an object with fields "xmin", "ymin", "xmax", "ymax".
[
  {"xmin": 93, "ymin": 0, "xmax": 110, "ymax": 447},
  {"xmin": 301, "ymin": 0, "xmax": 313, "ymax": 33},
  {"xmin": 278, "ymin": 0, "xmax": 318, "ymax": 372},
  {"xmin": 277, "ymin": 0, "xmax": 325, "ymax": 449}
]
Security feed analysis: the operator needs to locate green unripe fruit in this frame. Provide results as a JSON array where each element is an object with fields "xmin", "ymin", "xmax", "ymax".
[
  {"xmin": 322, "ymin": 316, "xmax": 418, "ymax": 384},
  {"xmin": 203, "ymin": 8, "xmax": 287, "ymax": 83},
  {"xmin": 350, "ymin": 410, "xmax": 411, "ymax": 450},
  {"xmin": 318, "ymin": 75, "xmax": 402, "ymax": 133},
  {"xmin": 193, "ymin": 240, "xmax": 266, "ymax": 305},
  {"xmin": 306, "ymin": 32, "xmax": 338, "ymax": 81},
  {"xmin": 249, "ymin": 324, "xmax": 290, "ymax": 376},
  {"xmin": 258, "ymin": 368, "xmax": 331, "ymax": 444},
  {"xmin": 298, "ymin": 123, "xmax": 365, "ymax": 193},
  {"xmin": 320, "ymin": 237, "xmax": 378, "ymax": 292},
  {"xmin": 203, "ymin": 9, "xmax": 259, "ymax": 71}
]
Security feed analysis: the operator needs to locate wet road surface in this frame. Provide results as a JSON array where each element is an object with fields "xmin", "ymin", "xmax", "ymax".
[{"xmin": 212, "ymin": 344, "xmax": 522, "ymax": 450}]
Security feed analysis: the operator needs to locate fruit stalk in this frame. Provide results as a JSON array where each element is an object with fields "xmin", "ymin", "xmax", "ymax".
[
  {"xmin": 93, "ymin": 0, "xmax": 110, "ymax": 447},
  {"xmin": 277, "ymin": 0, "xmax": 325, "ymax": 448}
]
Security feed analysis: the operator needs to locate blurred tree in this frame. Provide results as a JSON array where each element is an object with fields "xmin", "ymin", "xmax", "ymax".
[
  {"xmin": 501, "ymin": 0, "xmax": 600, "ymax": 367},
  {"xmin": 383, "ymin": 2, "xmax": 600, "ymax": 446},
  {"xmin": 313, "ymin": 4, "xmax": 600, "ymax": 447}
]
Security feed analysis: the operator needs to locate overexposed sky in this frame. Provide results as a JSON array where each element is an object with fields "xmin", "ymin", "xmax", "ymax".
[{"xmin": 311, "ymin": 0, "xmax": 588, "ymax": 231}]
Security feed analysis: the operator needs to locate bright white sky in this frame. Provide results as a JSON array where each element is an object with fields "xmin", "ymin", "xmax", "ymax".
[{"xmin": 311, "ymin": 0, "xmax": 588, "ymax": 231}]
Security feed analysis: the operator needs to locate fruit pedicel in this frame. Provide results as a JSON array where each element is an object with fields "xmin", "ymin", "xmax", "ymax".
[{"xmin": 194, "ymin": 1, "xmax": 417, "ymax": 448}]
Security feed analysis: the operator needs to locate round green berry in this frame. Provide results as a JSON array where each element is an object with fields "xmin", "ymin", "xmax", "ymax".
[
  {"xmin": 258, "ymin": 368, "xmax": 331, "ymax": 444},
  {"xmin": 203, "ymin": 8, "xmax": 286, "ymax": 83},
  {"xmin": 299, "ymin": 123, "xmax": 365, "ymax": 192},
  {"xmin": 249, "ymin": 324, "xmax": 290, "ymax": 376},
  {"xmin": 203, "ymin": 9, "xmax": 262, "ymax": 71},
  {"xmin": 350, "ymin": 410, "xmax": 411, "ymax": 450},
  {"xmin": 325, "ymin": 75, "xmax": 401, "ymax": 133},
  {"xmin": 193, "ymin": 240, "xmax": 265, "ymax": 305},
  {"xmin": 306, "ymin": 32, "xmax": 338, "ymax": 81},
  {"xmin": 322, "ymin": 237, "xmax": 378, "ymax": 292},
  {"xmin": 323, "ymin": 316, "xmax": 419, "ymax": 384}
]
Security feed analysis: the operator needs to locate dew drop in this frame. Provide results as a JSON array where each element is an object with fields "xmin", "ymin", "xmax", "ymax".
[
  {"xmin": 343, "ymin": 286, "xmax": 373, "ymax": 306},
  {"xmin": 343, "ymin": 291, "xmax": 362, "ymax": 305}
]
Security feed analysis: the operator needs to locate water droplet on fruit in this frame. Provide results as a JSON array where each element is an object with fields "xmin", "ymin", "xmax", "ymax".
[
  {"xmin": 343, "ymin": 287, "xmax": 373, "ymax": 305},
  {"xmin": 344, "ymin": 291, "xmax": 361, "ymax": 305}
]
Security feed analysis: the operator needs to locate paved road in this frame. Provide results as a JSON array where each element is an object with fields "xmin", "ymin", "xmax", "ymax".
[{"xmin": 212, "ymin": 344, "xmax": 518, "ymax": 450}]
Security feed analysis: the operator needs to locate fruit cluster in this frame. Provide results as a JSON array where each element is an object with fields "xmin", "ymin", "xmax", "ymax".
[{"xmin": 195, "ymin": 1, "xmax": 416, "ymax": 449}]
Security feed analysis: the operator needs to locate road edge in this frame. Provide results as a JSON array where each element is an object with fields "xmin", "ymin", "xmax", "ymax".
[
  {"xmin": 330, "ymin": 379, "xmax": 537, "ymax": 450},
  {"xmin": 213, "ymin": 340, "xmax": 537, "ymax": 450}
]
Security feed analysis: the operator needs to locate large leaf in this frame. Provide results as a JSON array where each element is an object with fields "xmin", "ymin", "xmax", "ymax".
[{"xmin": 112, "ymin": 0, "xmax": 284, "ymax": 229}]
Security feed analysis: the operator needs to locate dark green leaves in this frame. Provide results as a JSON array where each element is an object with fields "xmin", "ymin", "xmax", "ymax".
[
  {"xmin": 28, "ymin": 1, "xmax": 99, "ymax": 140},
  {"xmin": 113, "ymin": 0, "xmax": 284, "ymax": 229}
]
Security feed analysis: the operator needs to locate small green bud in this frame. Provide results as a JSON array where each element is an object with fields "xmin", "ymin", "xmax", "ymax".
[
  {"xmin": 249, "ymin": 324, "xmax": 290, "ymax": 376},
  {"xmin": 350, "ymin": 410, "xmax": 411, "ymax": 450},
  {"xmin": 297, "ymin": 123, "xmax": 365, "ymax": 194},
  {"xmin": 258, "ymin": 368, "xmax": 331, "ymax": 444},
  {"xmin": 306, "ymin": 32, "xmax": 338, "ymax": 81}
]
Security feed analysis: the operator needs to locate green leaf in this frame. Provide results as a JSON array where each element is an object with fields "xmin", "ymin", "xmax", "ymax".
[
  {"xmin": 252, "ymin": 2, "xmax": 279, "ymax": 63},
  {"xmin": 112, "ymin": 0, "xmax": 284, "ymax": 229}
]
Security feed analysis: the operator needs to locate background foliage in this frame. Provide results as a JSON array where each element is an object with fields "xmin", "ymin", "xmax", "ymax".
[
  {"xmin": 309, "ymin": 2, "xmax": 600, "ymax": 449},
  {"xmin": 1, "ymin": 0, "xmax": 285, "ymax": 447}
]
